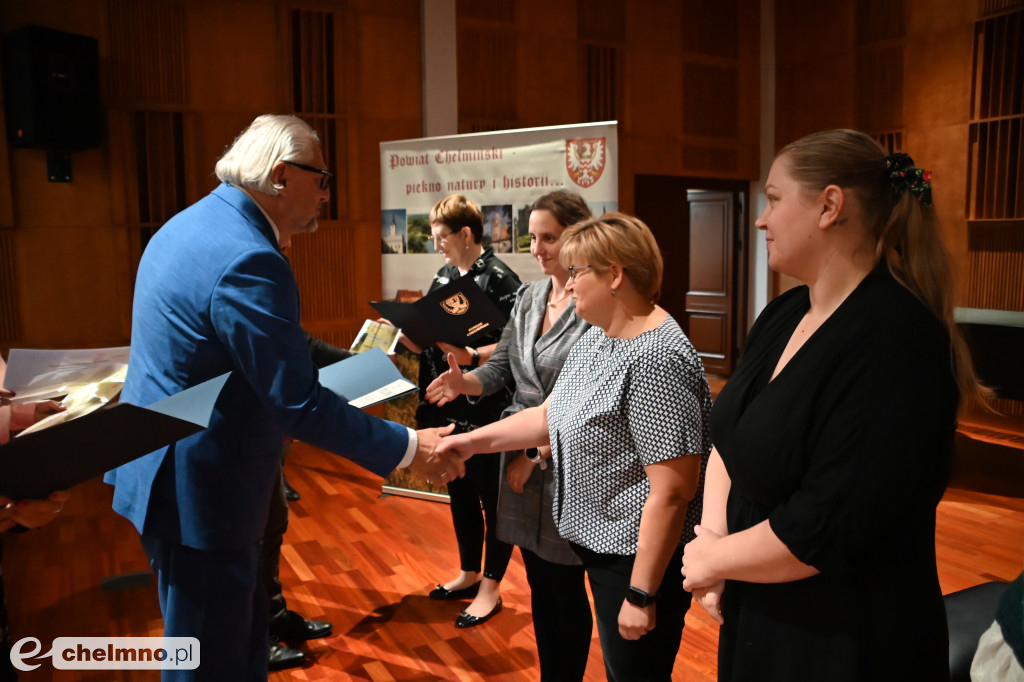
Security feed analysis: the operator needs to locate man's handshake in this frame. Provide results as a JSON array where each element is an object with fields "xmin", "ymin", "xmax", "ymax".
[{"xmin": 409, "ymin": 424, "xmax": 466, "ymax": 486}]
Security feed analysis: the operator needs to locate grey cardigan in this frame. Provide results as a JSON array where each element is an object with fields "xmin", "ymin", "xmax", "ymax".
[{"xmin": 470, "ymin": 278, "xmax": 590, "ymax": 564}]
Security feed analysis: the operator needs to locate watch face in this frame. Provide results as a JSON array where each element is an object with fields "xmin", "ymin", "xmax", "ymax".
[{"xmin": 626, "ymin": 587, "xmax": 652, "ymax": 607}]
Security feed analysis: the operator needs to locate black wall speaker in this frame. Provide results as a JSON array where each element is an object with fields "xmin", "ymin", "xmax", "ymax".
[{"xmin": 2, "ymin": 25, "xmax": 102, "ymax": 151}]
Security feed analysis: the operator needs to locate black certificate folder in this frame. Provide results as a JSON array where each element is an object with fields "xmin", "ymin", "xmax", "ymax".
[
  {"xmin": 371, "ymin": 276, "xmax": 507, "ymax": 349},
  {"xmin": 0, "ymin": 373, "xmax": 229, "ymax": 501}
]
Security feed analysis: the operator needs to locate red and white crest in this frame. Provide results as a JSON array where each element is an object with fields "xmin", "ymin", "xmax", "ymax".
[{"xmin": 565, "ymin": 137, "xmax": 606, "ymax": 187}]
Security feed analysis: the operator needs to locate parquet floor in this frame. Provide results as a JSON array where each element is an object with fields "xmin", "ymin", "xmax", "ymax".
[{"xmin": 4, "ymin": 439, "xmax": 1023, "ymax": 681}]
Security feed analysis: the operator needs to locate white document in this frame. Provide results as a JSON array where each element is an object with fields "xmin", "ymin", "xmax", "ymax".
[{"xmin": 2, "ymin": 346, "xmax": 131, "ymax": 402}]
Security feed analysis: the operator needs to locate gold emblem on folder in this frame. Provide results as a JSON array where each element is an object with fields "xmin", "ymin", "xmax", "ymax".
[{"xmin": 440, "ymin": 293, "xmax": 470, "ymax": 316}]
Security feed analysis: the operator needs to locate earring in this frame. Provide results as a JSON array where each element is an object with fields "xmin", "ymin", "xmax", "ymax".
[{"xmin": 611, "ymin": 289, "xmax": 617, "ymax": 297}]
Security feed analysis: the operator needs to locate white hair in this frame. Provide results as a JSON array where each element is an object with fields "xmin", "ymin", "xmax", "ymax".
[{"xmin": 214, "ymin": 114, "xmax": 320, "ymax": 195}]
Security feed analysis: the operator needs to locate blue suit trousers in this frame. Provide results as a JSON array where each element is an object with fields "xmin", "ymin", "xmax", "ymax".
[{"xmin": 141, "ymin": 535, "xmax": 268, "ymax": 681}]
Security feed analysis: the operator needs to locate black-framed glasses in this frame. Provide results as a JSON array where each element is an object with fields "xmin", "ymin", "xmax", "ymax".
[
  {"xmin": 567, "ymin": 265, "xmax": 593, "ymax": 281},
  {"xmin": 282, "ymin": 159, "xmax": 333, "ymax": 190}
]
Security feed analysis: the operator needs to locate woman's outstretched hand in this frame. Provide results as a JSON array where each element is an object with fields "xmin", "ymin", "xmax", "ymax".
[{"xmin": 425, "ymin": 353, "xmax": 465, "ymax": 407}]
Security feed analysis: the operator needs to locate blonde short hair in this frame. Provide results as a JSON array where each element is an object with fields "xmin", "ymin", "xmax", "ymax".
[
  {"xmin": 215, "ymin": 114, "xmax": 321, "ymax": 195},
  {"xmin": 560, "ymin": 212, "xmax": 663, "ymax": 303},
  {"xmin": 429, "ymin": 194, "xmax": 485, "ymax": 243}
]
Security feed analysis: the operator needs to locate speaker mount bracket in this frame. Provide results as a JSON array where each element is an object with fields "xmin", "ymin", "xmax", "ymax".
[{"xmin": 46, "ymin": 151, "xmax": 72, "ymax": 183}]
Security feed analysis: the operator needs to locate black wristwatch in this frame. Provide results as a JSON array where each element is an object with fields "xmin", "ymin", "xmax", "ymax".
[
  {"xmin": 468, "ymin": 347, "xmax": 480, "ymax": 367},
  {"xmin": 625, "ymin": 586, "xmax": 657, "ymax": 607}
]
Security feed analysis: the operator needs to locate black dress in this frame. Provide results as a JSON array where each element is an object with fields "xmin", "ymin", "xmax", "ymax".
[{"xmin": 711, "ymin": 269, "xmax": 957, "ymax": 681}]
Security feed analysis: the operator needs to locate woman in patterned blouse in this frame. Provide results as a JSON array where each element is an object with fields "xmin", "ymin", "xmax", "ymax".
[{"xmin": 435, "ymin": 213, "xmax": 713, "ymax": 682}]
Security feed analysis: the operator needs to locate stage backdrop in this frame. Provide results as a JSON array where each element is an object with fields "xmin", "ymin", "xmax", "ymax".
[{"xmin": 378, "ymin": 122, "xmax": 618, "ymax": 499}]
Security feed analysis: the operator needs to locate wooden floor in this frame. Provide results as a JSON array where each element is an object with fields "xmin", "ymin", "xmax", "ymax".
[{"xmin": 5, "ymin": 440, "xmax": 1024, "ymax": 682}]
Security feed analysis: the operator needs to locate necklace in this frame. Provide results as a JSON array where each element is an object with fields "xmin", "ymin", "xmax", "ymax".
[{"xmin": 547, "ymin": 290, "xmax": 571, "ymax": 308}]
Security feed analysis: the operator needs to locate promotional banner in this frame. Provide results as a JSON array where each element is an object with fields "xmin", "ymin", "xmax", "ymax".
[{"xmin": 378, "ymin": 122, "xmax": 618, "ymax": 499}]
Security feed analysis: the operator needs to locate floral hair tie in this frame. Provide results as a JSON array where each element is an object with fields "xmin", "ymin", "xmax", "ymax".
[{"xmin": 885, "ymin": 152, "xmax": 933, "ymax": 207}]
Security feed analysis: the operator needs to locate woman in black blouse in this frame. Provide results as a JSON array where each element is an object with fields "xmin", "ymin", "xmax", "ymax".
[
  {"xmin": 393, "ymin": 194, "xmax": 521, "ymax": 629},
  {"xmin": 680, "ymin": 129, "xmax": 989, "ymax": 681},
  {"xmin": 426, "ymin": 190, "xmax": 595, "ymax": 680}
]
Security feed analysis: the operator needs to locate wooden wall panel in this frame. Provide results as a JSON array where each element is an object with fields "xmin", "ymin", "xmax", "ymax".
[
  {"xmin": 289, "ymin": 226, "xmax": 356, "ymax": 320},
  {"xmin": 774, "ymin": 0, "xmax": 857, "ymax": 147},
  {"xmin": 967, "ymin": 221, "xmax": 1024, "ymax": 309},
  {"xmin": 586, "ymin": 45, "xmax": 621, "ymax": 123},
  {"xmin": 683, "ymin": 64, "xmax": 738, "ymax": 139},
  {"xmin": 353, "ymin": 8, "xmax": 423, "ymax": 123},
  {"xmin": 0, "ymin": 233, "xmax": 22, "ymax": 345},
  {"xmin": 458, "ymin": 0, "xmax": 515, "ymax": 24},
  {"xmin": 107, "ymin": 0, "xmax": 189, "ymax": 107},
  {"xmin": 578, "ymin": 0, "xmax": 626, "ymax": 43},
  {"xmin": 682, "ymin": 0, "xmax": 738, "ymax": 59},
  {"xmin": 981, "ymin": 0, "xmax": 1024, "ymax": 17},
  {"xmin": 514, "ymin": 14, "xmax": 582, "ymax": 126},
  {"xmin": 187, "ymin": 1, "xmax": 279, "ymax": 114},
  {"xmin": 855, "ymin": 0, "xmax": 906, "ymax": 43},
  {"xmin": 628, "ymin": 0, "xmax": 759, "ymax": 183},
  {"xmin": 457, "ymin": 25, "xmax": 518, "ymax": 131},
  {"xmin": 854, "ymin": 45, "xmax": 903, "ymax": 133}
]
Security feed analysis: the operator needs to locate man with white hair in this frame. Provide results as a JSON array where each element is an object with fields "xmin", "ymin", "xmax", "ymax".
[{"xmin": 105, "ymin": 114, "xmax": 460, "ymax": 681}]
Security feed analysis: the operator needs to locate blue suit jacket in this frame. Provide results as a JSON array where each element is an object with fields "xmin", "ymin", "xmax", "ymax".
[{"xmin": 105, "ymin": 184, "xmax": 409, "ymax": 550}]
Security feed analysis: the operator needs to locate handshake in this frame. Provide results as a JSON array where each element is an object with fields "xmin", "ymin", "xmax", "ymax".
[{"xmin": 406, "ymin": 424, "xmax": 474, "ymax": 486}]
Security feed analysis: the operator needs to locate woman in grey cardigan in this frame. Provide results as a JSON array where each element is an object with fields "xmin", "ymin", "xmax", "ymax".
[{"xmin": 427, "ymin": 190, "xmax": 594, "ymax": 681}]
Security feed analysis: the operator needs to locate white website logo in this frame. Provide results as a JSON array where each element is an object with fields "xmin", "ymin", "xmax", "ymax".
[{"xmin": 10, "ymin": 637, "xmax": 200, "ymax": 671}]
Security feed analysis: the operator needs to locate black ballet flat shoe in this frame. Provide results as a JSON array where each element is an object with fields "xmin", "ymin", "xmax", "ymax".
[
  {"xmin": 429, "ymin": 582, "xmax": 481, "ymax": 600},
  {"xmin": 455, "ymin": 597, "xmax": 502, "ymax": 629}
]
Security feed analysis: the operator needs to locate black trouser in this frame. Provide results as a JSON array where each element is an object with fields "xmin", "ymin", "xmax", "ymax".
[
  {"xmin": 572, "ymin": 543, "xmax": 690, "ymax": 682},
  {"xmin": 446, "ymin": 452, "xmax": 513, "ymax": 580},
  {"xmin": 521, "ymin": 548, "xmax": 592, "ymax": 682},
  {"xmin": 260, "ymin": 444, "xmax": 291, "ymax": 632}
]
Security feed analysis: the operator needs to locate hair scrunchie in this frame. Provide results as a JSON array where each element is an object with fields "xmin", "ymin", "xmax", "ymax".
[{"xmin": 886, "ymin": 152, "xmax": 933, "ymax": 207}]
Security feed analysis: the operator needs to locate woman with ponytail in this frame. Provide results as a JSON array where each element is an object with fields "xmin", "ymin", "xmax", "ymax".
[{"xmin": 681, "ymin": 129, "xmax": 985, "ymax": 681}]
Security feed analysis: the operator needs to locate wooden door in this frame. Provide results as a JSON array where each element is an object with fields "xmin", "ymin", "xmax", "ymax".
[{"xmin": 685, "ymin": 190, "xmax": 736, "ymax": 374}]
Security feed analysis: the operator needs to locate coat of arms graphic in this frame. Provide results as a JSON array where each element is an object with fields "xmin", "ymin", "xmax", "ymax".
[
  {"xmin": 440, "ymin": 293, "xmax": 470, "ymax": 316},
  {"xmin": 566, "ymin": 137, "xmax": 606, "ymax": 187}
]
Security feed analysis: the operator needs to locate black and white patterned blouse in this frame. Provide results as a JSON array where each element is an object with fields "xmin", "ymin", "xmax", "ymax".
[{"xmin": 547, "ymin": 316, "xmax": 712, "ymax": 555}]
